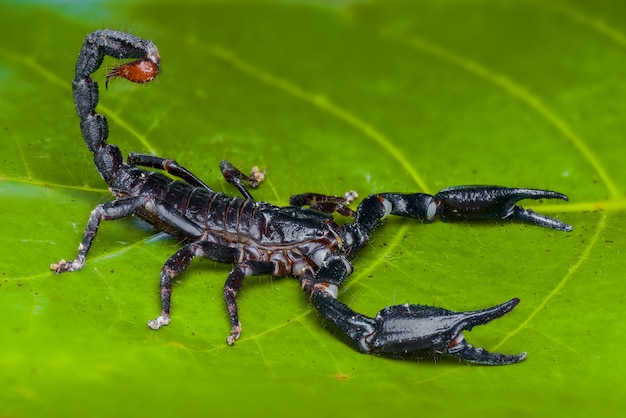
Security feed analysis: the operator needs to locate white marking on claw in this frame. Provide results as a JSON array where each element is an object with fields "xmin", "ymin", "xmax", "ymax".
[
  {"xmin": 381, "ymin": 198, "xmax": 393, "ymax": 219},
  {"xmin": 358, "ymin": 338, "xmax": 371, "ymax": 353},
  {"xmin": 426, "ymin": 199, "xmax": 437, "ymax": 221},
  {"xmin": 326, "ymin": 284, "xmax": 339, "ymax": 299},
  {"xmin": 447, "ymin": 333, "xmax": 465, "ymax": 353}
]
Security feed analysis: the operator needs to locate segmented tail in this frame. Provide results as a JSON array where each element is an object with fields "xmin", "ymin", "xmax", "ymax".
[{"xmin": 72, "ymin": 30, "xmax": 160, "ymax": 183}]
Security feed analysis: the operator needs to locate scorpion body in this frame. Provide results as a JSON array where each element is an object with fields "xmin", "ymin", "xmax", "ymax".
[{"xmin": 53, "ymin": 30, "xmax": 572, "ymax": 365}]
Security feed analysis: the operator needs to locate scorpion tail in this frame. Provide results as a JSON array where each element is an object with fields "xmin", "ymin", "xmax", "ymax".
[{"xmin": 72, "ymin": 30, "xmax": 160, "ymax": 183}]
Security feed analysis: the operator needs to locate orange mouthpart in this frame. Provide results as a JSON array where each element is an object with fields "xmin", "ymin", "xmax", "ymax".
[{"xmin": 106, "ymin": 59, "xmax": 159, "ymax": 88}]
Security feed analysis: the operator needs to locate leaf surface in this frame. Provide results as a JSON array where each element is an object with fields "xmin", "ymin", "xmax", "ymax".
[{"xmin": 1, "ymin": 1, "xmax": 625, "ymax": 416}]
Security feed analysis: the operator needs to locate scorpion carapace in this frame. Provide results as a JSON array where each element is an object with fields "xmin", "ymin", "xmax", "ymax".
[{"xmin": 53, "ymin": 30, "xmax": 573, "ymax": 365}]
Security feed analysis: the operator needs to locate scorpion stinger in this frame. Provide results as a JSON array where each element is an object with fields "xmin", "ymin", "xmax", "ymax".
[{"xmin": 54, "ymin": 30, "xmax": 572, "ymax": 366}]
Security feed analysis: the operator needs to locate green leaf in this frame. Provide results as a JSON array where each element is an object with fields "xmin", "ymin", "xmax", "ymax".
[{"xmin": 1, "ymin": 0, "xmax": 625, "ymax": 416}]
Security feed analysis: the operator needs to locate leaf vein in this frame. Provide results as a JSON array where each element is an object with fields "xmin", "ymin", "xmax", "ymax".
[
  {"xmin": 494, "ymin": 211, "xmax": 607, "ymax": 350},
  {"xmin": 0, "ymin": 46, "xmax": 159, "ymax": 155},
  {"xmin": 383, "ymin": 31, "xmax": 622, "ymax": 200},
  {"xmin": 187, "ymin": 35, "xmax": 431, "ymax": 194},
  {"xmin": 557, "ymin": 3, "xmax": 626, "ymax": 49}
]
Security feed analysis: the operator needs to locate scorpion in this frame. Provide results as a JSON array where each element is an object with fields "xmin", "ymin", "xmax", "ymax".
[{"xmin": 52, "ymin": 30, "xmax": 573, "ymax": 365}]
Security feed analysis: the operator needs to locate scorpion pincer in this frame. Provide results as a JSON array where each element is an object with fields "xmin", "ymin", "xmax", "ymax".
[{"xmin": 52, "ymin": 30, "xmax": 572, "ymax": 365}]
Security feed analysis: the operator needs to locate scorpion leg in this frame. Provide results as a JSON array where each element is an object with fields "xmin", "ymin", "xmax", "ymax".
[
  {"xmin": 127, "ymin": 153, "xmax": 216, "ymax": 192},
  {"xmin": 52, "ymin": 195, "xmax": 205, "ymax": 273},
  {"xmin": 309, "ymin": 255, "xmax": 525, "ymax": 365},
  {"xmin": 220, "ymin": 160, "xmax": 265, "ymax": 200},
  {"xmin": 51, "ymin": 196, "xmax": 150, "ymax": 273},
  {"xmin": 148, "ymin": 241, "xmax": 239, "ymax": 330},
  {"xmin": 224, "ymin": 261, "xmax": 275, "ymax": 345},
  {"xmin": 289, "ymin": 191, "xmax": 358, "ymax": 217}
]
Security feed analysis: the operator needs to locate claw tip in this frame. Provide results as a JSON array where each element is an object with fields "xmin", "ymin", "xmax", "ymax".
[{"xmin": 506, "ymin": 297, "xmax": 521, "ymax": 311}]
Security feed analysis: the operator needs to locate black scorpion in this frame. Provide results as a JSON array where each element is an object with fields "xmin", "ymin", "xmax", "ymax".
[{"xmin": 52, "ymin": 30, "xmax": 572, "ymax": 365}]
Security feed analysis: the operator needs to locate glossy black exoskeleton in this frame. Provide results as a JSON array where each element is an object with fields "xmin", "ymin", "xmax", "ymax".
[{"xmin": 53, "ymin": 30, "xmax": 572, "ymax": 365}]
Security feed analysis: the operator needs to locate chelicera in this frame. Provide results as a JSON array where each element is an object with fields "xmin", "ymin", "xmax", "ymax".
[{"xmin": 52, "ymin": 30, "xmax": 572, "ymax": 365}]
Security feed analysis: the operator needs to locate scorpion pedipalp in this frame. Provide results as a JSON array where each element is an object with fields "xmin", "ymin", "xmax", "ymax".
[
  {"xmin": 369, "ymin": 298, "xmax": 526, "ymax": 365},
  {"xmin": 435, "ymin": 186, "xmax": 572, "ymax": 231}
]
